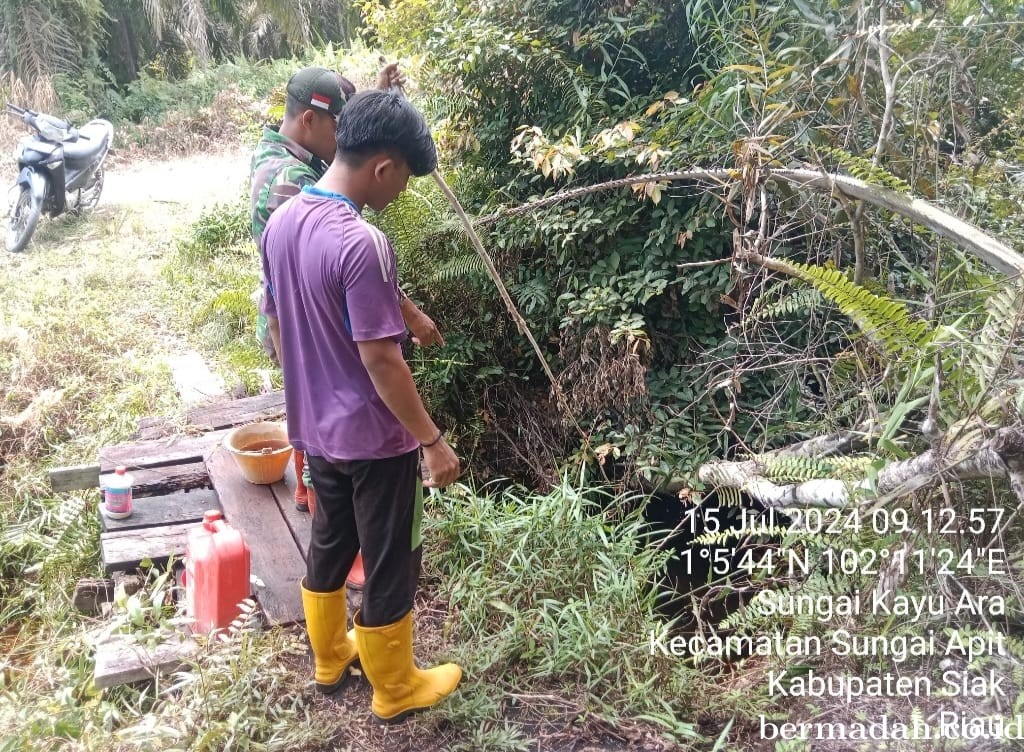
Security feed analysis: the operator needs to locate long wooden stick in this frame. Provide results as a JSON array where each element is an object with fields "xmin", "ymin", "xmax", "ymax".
[
  {"xmin": 430, "ymin": 170, "xmax": 572, "ymax": 416},
  {"xmin": 382, "ymin": 64, "xmax": 576, "ymax": 418}
]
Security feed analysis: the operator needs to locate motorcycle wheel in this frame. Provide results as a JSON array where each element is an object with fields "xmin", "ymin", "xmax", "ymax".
[
  {"xmin": 5, "ymin": 187, "xmax": 42, "ymax": 253},
  {"xmin": 71, "ymin": 167, "xmax": 104, "ymax": 216}
]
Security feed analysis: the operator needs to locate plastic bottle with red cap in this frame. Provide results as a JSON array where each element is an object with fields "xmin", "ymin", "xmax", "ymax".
[
  {"xmin": 184, "ymin": 510, "xmax": 251, "ymax": 633},
  {"xmin": 101, "ymin": 466, "xmax": 133, "ymax": 519}
]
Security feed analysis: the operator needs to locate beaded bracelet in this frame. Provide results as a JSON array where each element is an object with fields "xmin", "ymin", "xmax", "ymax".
[{"xmin": 420, "ymin": 429, "xmax": 444, "ymax": 448}]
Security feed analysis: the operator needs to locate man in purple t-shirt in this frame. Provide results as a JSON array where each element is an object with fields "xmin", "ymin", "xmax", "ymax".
[{"xmin": 261, "ymin": 90, "xmax": 461, "ymax": 721}]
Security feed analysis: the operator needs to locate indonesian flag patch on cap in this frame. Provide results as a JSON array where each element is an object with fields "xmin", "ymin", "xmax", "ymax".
[{"xmin": 287, "ymin": 67, "xmax": 344, "ymax": 115}]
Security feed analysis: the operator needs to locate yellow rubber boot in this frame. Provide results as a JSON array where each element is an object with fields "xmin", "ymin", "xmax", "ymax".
[
  {"xmin": 354, "ymin": 610, "xmax": 462, "ymax": 722},
  {"xmin": 300, "ymin": 579, "xmax": 359, "ymax": 693}
]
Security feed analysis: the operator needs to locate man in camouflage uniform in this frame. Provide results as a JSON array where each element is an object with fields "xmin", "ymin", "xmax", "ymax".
[{"xmin": 250, "ymin": 65, "xmax": 442, "ymax": 530}]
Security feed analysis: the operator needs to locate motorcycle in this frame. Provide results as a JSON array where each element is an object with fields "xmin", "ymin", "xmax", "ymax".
[{"xmin": 4, "ymin": 103, "xmax": 114, "ymax": 253}]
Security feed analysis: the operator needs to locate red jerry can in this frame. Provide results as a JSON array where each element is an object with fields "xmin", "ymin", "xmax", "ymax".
[{"xmin": 185, "ymin": 510, "xmax": 251, "ymax": 633}]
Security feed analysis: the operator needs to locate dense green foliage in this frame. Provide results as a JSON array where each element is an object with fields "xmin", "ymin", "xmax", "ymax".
[
  {"xmin": 364, "ymin": 0, "xmax": 741, "ymax": 483},
  {"xmin": 361, "ymin": 0, "xmax": 1024, "ymax": 490}
]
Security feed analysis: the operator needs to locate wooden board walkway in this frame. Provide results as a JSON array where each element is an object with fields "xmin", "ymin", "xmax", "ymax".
[
  {"xmin": 101, "ymin": 522, "xmax": 196, "ymax": 574},
  {"xmin": 137, "ymin": 391, "xmax": 286, "ymax": 441},
  {"xmin": 101, "ymin": 488, "xmax": 218, "ymax": 533},
  {"xmin": 80, "ymin": 389, "xmax": 312, "ymax": 625},
  {"xmin": 50, "ymin": 390, "xmax": 286, "ymax": 493},
  {"xmin": 81, "ymin": 392, "xmax": 314, "ymax": 688},
  {"xmin": 93, "ymin": 441, "xmax": 312, "ymax": 624},
  {"xmin": 206, "ymin": 448, "xmax": 308, "ymax": 625},
  {"xmin": 188, "ymin": 391, "xmax": 285, "ymax": 432}
]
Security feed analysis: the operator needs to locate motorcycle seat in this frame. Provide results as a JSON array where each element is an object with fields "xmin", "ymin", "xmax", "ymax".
[{"xmin": 63, "ymin": 120, "xmax": 113, "ymax": 165}]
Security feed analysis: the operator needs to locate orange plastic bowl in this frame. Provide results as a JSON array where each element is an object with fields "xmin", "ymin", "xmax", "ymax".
[{"xmin": 223, "ymin": 422, "xmax": 293, "ymax": 484}]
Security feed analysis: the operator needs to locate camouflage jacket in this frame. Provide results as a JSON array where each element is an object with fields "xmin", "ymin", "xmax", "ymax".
[{"xmin": 249, "ymin": 126, "xmax": 328, "ymax": 243}]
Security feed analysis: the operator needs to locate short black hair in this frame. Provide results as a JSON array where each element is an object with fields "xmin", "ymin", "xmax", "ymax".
[{"xmin": 334, "ymin": 90, "xmax": 437, "ymax": 177}]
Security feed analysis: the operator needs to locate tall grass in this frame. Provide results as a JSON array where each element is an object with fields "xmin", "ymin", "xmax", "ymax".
[
  {"xmin": 419, "ymin": 479, "xmax": 706, "ymax": 749},
  {"xmin": 0, "ymin": 205, "xmax": 188, "ymax": 750}
]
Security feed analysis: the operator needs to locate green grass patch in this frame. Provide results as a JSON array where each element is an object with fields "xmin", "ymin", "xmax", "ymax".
[
  {"xmin": 161, "ymin": 200, "xmax": 279, "ymax": 396},
  {"xmin": 420, "ymin": 479, "xmax": 706, "ymax": 748}
]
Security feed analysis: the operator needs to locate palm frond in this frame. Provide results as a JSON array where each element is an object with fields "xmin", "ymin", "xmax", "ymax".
[
  {"xmin": 255, "ymin": 0, "xmax": 311, "ymax": 47},
  {"xmin": 142, "ymin": 0, "xmax": 165, "ymax": 39},
  {"xmin": 179, "ymin": 0, "xmax": 212, "ymax": 61},
  {"xmin": 4, "ymin": 1, "xmax": 78, "ymax": 98}
]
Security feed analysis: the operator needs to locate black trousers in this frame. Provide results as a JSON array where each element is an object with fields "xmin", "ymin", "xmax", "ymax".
[{"xmin": 305, "ymin": 449, "xmax": 422, "ymax": 627}]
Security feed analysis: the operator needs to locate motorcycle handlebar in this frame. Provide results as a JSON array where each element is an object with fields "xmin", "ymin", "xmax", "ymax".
[{"xmin": 5, "ymin": 104, "xmax": 36, "ymax": 128}]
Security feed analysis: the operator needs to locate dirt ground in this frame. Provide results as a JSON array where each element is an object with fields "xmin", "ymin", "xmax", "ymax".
[
  {"xmin": 103, "ymin": 148, "xmax": 250, "ymax": 218},
  {"xmin": 0, "ymin": 142, "xmax": 250, "ymax": 224}
]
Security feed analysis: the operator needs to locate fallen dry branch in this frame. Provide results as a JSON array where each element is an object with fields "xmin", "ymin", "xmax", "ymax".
[
  {"xmin": 698, "ymin": 423, "xmax": 1024, "ymax": 508},
  {"xmin": 481, "ymin": 168, "xmax": 1024, "ymax": 278},
  {"xmin": 771, "ymin": 420, "xmax": 879, "ymax": 459}
]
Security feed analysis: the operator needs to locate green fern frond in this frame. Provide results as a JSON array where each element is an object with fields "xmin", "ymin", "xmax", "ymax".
[
  {"xmin": 828, "ymin": 455, "xmax": 876, "ymax": 480},
  {"xmin": 718, "ymin": 585, "xmax": 793, "ymax": 633},
  {"xmin": 717, "ymin": 486, "xmax": 744, "ymax": 506},
  {"xmin": 760, "ymin": 455, "xmax": 837, "ymax": 483},
  {"xmin": 694, "ymin": 529, "xmax": 745, "ymax": 547},
  {"xmin": 818, "ymin": 146, "xmax": 912, "ymax": 194},
  {"xmin": 432, "ymin": 253, "xmax": 487, "ymax": 283},
  {"xmin": 789, "ymin": 261, "xmax": 935, "ymax": 357},
  {"xmin": 748, "ymin": 282, "xmax": 822, "ymax": 324},
  {"xmin": 970, "ymin": 281, "xmax": 1024, "ymax": 390},
  {"xmin": 694, "ymin": 526, "xmax": 791, "ymax": 546},
  {"xmin": 749, "ymin": 454, "xmax": 874, "ymax": 484}
]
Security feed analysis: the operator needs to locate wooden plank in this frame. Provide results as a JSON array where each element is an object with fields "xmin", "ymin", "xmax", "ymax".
[
  {"xmin": 132, "ymin": 390, "xmax": 286, "ymax": 443},
  {"xmin": 49, "ymin": 464, "xmax": 101, "ymax": 493},
  {"xmin": 94, "ymin": 632, "xmax": 198, "ymax": 689},
  {"xmin": 270, "ymin": 462, "xmax": 311, "ymax": 559},
  {"xmin": 118, "ymin": 462, "xmax": 210, "ymax": 497},
  {"xmin": 136, "ymin": 417, "xmax": 179, "ymax": 441},
  {"xmin": 99, "ymin": 429, "xmax": 228, "ymax": 473},
  {"xmin": 206, "ymin": 448, "xmax": 305, "ymax": 626},
  {"xmin": 100, "ymin": 488, "xmax": 219, "ymax": 533},
  {"xmin": 100, "ymin": 523, "xmax": 192, "ymax": 575},
  {"xmin": 73, "ymin": 578, "xmax": 114, "ymax": 615},
  {"xmin": 53, "ymin": 460, "xmax": 210, "ymax": 495},
  {"xmin": 187, "ymin": 391, "xmax": 286, "ymax": 431}
]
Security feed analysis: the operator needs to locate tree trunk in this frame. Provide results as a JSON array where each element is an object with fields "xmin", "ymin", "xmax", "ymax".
[{"xmin": 697, "ymin": 424, "xmax": 1024, "ymax": 508}]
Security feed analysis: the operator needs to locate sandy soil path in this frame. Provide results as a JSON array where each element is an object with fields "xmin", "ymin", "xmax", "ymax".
[
  {"xmin": 1, "ymin": 145, "xmax": 250, "ymax": 225},
  {"xmin": 103, "ymin": 148, "xmax": 250, "ymax": 216}
]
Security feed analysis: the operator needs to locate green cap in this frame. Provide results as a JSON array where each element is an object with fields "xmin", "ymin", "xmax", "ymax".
[{"xmin": 286, "ymin": 67, "xmax": 346, "ymax": 116}]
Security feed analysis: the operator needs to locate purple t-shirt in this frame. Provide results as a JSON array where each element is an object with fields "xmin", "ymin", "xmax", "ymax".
[{"xmin": 261, "ymin": 187, "xmax": 418, "ymax": 461}]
